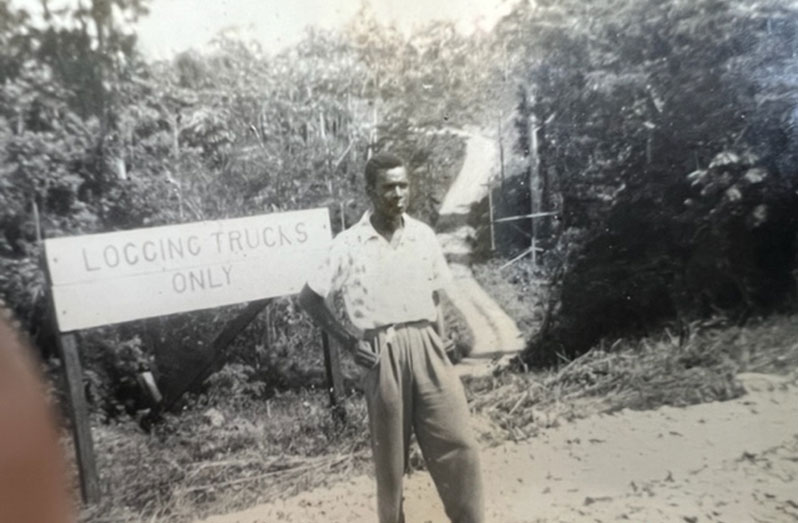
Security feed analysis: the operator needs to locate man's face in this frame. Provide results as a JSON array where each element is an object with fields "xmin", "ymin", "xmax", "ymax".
[{"xmin": 368, "ymin": 166, "xmax": 409, "ymax": 219}]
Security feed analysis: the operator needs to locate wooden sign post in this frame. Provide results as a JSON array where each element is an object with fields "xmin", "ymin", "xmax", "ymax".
[
  {"xmin": 57, "ymin": 334, "xmax": 101, "ymax": 503},
  {"xmin": 321, "ymin": 331, "xmax": 346, "ymax": 423},
  {"xmin": 42, "ymin": 208, "xmax": 337, "ymax": 504}
]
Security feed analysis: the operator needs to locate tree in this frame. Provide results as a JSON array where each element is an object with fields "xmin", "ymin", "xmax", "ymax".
[{"xmin": 502, "ymin": 0, "xmax": 798, "ymax": 366}]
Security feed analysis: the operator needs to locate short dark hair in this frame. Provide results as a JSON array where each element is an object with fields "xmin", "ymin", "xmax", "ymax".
[{"xmin": 364, "ymin": 152, "xmax": 404, "ymax": 187}]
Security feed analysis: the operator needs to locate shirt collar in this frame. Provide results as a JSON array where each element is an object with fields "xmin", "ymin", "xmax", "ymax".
[{"xmin": 356, "ymin": 210, "xmax": 419, "ymax": 242}]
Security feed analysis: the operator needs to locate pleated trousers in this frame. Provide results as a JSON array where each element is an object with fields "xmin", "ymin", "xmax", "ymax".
[{"xmin": 363, "ymin": 321, "xmax": 484, "ymax": 523}]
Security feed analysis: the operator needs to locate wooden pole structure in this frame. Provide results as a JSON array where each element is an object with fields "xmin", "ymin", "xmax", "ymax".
[
  {"xmin": 529, "ymin": 102, "xmax": 540, "ymax": 268},
  {"xmin": 498, "ymin": 113, "xmax": 506, "ymax": 197},
  {"xmin": 488, "ymin": 181, "xmax": 496, "ymax": 251},
  {"xmin": 321, "ymin": 331, "xmax": 346, "ymax": 423},
  {"xmin": 499, "ymin": 243, "xmax": 544, "ymax": 271},
  {"xmin": 54, "ymin": 332, "xmax": 101, "ymax": 503},
  {"xmin": 492, "ymin": 211, "xmax": 558, "ymax": 224},
  {"xmin": 368, "ymin": 99, "xmax": 379, "ymax": 160},
  {"xmin": 163, "ymin": 299, "xmax": 271, "ymax": 411}
]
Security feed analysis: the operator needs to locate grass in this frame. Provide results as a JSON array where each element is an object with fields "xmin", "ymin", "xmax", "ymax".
[
  {"xmin": 471, "ymin": 257, "xmax": 548, "ymax": 337},
  {"xmin": 77, "ymin": 388, "xmax": 372, "ymax": 522}
]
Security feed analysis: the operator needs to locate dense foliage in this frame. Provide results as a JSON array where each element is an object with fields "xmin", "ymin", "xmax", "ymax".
[
  {"xmin": 4, "ymin": 0, "xmax": 798, "ymax": 411},
  {"xmin": 0, "ymin": 1, "xmax": 481, "ymax": 417},
  {"xmin": 502, "ymin": 0, "xmax": 798, "ymax": 365}
]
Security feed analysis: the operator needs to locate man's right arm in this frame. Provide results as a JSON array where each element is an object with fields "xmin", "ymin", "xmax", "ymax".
[
  {"xmin": 298, "ymin": 284, "xmax": 379, "ymax": 368},
  {"xmin": 298, "ymin": 283, "xmax": 358, "ymax": 347}
]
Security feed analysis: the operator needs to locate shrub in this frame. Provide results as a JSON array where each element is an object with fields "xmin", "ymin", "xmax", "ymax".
[{"xmin": 525, "ymin": 151, "xmax": 798, "ymax": 366}]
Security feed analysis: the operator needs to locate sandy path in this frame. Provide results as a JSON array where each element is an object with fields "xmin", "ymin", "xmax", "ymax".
[
  {"xmin": 200, "ymin": 372, "xmax": 798, "ymax": 522},
  {"xmin": 436, "ymin": 130, "xmax": 525, "ymax": 359},
  {"xmin": 438, "ymin": 129, "xmax": 494, "ymax": 217}
]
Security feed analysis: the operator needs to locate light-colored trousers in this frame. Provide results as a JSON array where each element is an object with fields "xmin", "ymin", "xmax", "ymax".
[{"xmin": 363, "ymin": 321, "xmax": 484, "ymax": 523}]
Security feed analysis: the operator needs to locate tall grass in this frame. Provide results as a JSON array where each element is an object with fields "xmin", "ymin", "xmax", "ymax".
[
  {"xmin": 78, "ymin": 388, "xmax": 371, "ymax": 522},
  {"xmin": 466, "ymin": 314, "xmax": 798, "ymax": 444}
]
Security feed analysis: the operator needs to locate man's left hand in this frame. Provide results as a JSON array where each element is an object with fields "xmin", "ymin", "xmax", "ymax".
[
  {"xmin": 353, "ymin": 339, "xmax": 380, "ymax": 369},
  {"xmin": 442, "ymin": 337, "xmax": 456, "ymax": 355}
]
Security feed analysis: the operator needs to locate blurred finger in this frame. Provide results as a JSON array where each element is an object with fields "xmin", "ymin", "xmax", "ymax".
[{"xmin": 0, "ymin": 318, "xmax": 75, "ymax": 523}]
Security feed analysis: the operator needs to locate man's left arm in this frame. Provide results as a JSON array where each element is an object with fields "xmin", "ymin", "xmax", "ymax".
[
  {"xmin": 433, "ymin": 289, "xmax": 459, "ymax": 355},
  {"xmin": 433, "ymin": 290, "xmax": 446, "ymax": 339},
  {"xmin": 428, "ymin": 227, "xmax": 458, "ymax": 353}
]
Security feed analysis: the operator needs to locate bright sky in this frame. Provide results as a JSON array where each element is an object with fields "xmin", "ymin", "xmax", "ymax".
[
  {"xmin": 12, "ymin": 0, "xmax": 518, "ymax": 58},
  {"xmin": 138, "ymin": 0, "xmax": 517, "ymax": 57}
]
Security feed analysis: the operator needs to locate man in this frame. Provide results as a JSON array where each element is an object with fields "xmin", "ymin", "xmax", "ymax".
[{"xmin": 299, "ymin": 152, "xmax": 484, "ymax": 523}]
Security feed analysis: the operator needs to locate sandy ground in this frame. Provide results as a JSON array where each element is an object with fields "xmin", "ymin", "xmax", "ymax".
[{"xmin": 200, "ymin": 372, "xmax": 798, "ymax": 523}]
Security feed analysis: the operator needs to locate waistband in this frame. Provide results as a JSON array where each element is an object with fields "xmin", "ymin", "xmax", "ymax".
[{"xmin": 362, "ymin": 319, "xmax": 433, "ymax": 341}]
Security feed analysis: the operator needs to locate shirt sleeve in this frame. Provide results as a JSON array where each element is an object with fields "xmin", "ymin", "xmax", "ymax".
[
  {"xmin": 428, "ymin": 231, "xmax": 454, "ymax": 291},
  {"xmin": 306, "ymin": 237, "xmax": 346, "ymax": 298}
]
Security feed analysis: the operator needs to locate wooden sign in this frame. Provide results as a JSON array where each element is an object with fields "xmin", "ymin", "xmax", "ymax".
[
  {"xmin": 45, "ymin": 208, "xmax": 331, "ymax": 332},
  {"xmin": 39, "ymin": 207, "xmax": 343, "ymax": 505}
]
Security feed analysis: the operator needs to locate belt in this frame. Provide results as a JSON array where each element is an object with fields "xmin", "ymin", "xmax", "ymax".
[{"xmin": 362, "ymin": 319, "xmax": 433, "ymax": 342}]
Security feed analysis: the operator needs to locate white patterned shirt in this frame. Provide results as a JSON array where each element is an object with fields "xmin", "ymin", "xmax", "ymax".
[{"xmin": 307, "ymin": 211, "xmax": 453, "ymax": 331}]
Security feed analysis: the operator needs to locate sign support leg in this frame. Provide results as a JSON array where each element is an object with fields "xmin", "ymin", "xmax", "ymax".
[
  {"xmin": 321, "ymin": 331, "xmax": 346, "ymax": 423},
  {"xmin": 56, "ymin": 333, "xmax": 100, "ymax": 504},
  {"xmin": 163, "ymin": 299, "xmax": 271, "ymax": 411}
]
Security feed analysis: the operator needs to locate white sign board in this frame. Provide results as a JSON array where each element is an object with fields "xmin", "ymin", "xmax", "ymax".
[{"xmin": 45, "ymin": 208, "xmax": 331, "ymax": 332}]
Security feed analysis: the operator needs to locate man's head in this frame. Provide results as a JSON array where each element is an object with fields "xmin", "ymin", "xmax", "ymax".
[{"xmin": 365, "ymin": 152, "xmax": 409, "ymax": 219}]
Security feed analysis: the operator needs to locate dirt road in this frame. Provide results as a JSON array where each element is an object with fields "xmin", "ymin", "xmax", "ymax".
[
  {"xmin": 436, "ymin": 129, "xmax": 525, "ymax": 359},
  {"xmin": 200, "ymin": 372, "xmax": 798, "ymax": 522}
]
